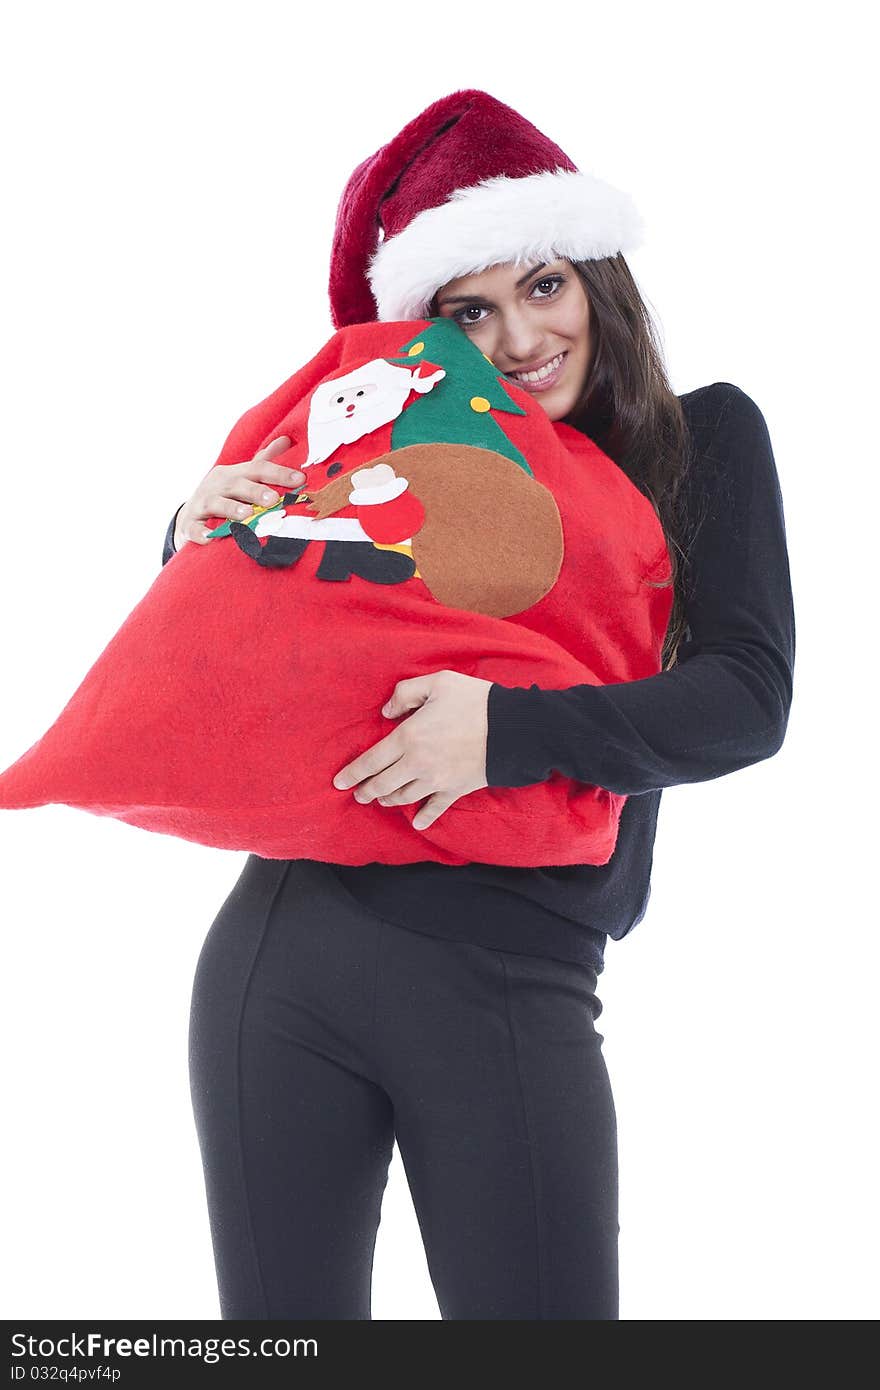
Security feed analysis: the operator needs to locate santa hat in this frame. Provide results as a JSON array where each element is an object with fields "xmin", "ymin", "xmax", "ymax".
[{"xmin": 328, "ymin": 88, "xmax": 644, "ymax": 328}]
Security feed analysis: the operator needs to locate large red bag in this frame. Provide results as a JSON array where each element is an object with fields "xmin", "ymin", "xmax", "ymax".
[{"xmin": 0, "ymin": 317, "xmax": 672, "ymax": 866}]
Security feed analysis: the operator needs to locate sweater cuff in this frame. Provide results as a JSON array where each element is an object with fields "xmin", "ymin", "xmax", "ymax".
[
  {"xmin": 161, "ymin": 505, "xmax": 185, "ymax": 567},
  {"xmin": 486, "ymin": 682, "xmax": 583, "ymax": 788}
]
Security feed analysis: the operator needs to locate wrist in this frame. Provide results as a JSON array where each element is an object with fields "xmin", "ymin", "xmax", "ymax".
[
  {"xmin": 172, "ymin": 504, "xmax": 188, "ymax": 552},
  {"xmin": 486, "ymin": 682, "xmax": 553, "ymax": 788}
]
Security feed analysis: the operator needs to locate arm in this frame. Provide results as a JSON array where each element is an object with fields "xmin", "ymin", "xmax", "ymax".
[{"xmin": 485, "ymin": 384, "xmax": 796, "ymax": 796}]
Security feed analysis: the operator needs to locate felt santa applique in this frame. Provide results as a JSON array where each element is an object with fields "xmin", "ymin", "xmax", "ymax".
[
  {"xmin": 232, "ymin": 461, "xmax": 427, "ymax": 584},
  {"xmin": 206, "ymin": 316, "xmax": 565, "ymax": 616},
  {"xmin": 210, "ymin": 353, "xmax": 444, "ymax": 582}
]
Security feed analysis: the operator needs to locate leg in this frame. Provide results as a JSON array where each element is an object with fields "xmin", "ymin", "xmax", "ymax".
[
  {"xmin": 188, "ymin": 857, "xmax": 395, "ymax": 1318},
  {"xmin": 375, "ymin": 929, "xmax": 619, "ymax": 1319},
  {"xmin": 230, "ymin": 522, "xmax": 311, "ymax": 568},
  {"xmin": 316, "ymin": 539, "xmax": 416, "ymax": 584}
]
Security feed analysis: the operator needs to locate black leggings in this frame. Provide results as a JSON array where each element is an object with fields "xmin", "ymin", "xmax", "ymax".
[{"xmin": 188, "ymin": 856, "xmax": 619, "ymax": 1320}]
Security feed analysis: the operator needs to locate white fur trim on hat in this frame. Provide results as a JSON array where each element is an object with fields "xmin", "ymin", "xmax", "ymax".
[{"xmin": 367, "ymin": 167, "xmax": 645, "ymax": 323}]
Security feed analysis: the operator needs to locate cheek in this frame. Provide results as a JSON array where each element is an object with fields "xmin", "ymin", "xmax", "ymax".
[
  {"xmin": 562, "ymin": 304, "xmax": 591, "ymax": 354},
  {"xmin": 548, "ymin": 304, "xmax": 588, "ymax": 358},
  {"xmin": 562, "ymin": 329, "xmax": 592, "ymax": 398}
]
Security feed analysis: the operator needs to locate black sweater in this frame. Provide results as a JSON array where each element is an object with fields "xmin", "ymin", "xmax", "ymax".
[{"xmin": 161, "ymin": 382, "xmax": 795, "ymax": 973}]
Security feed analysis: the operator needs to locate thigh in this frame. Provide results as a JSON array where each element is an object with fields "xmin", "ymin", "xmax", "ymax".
[
  {"xmin": 378, "ymin": 931, "xmax": 618, "ymax": 1320},
  {"xmin": 188, "ymin": 856, "xmax": 395, "ymax": 1319}
]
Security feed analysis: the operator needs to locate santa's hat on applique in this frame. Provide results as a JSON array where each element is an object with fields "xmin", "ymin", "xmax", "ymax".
[{"xmin": 328, "ymin": 88, "xmax": 644, "ymax": 328}]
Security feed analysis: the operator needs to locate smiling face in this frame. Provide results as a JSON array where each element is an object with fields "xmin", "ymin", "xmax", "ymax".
[{"xmin": 432, "ymin": 258, "xmax": 592, "ymax": 421}]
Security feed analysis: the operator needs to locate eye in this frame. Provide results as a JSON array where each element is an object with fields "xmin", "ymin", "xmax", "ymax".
[
  {"xmin": 449, "ymin": 275, "xmax": 565, "ymax": 331},
  {"xmin": 532, "ymin": 274, "xmax": 565, "ymax": 299},
  {"xmin": 451, "ymin": 304, "xmax": 491, "ymax": 330}
]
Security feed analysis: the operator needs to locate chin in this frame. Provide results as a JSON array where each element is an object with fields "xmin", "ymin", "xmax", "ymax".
[{"xmin": 539, "ymin": 391, "xmax": 578, "ymax": 423}]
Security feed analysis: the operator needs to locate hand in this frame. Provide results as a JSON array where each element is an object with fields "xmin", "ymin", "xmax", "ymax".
[
  {"xmin": 173, "ymin": 437, "xmax": 306, "ymax": 550},
  {"xmin": 332, "ymin": 670, "xmax": 493, "ymax": 831}
]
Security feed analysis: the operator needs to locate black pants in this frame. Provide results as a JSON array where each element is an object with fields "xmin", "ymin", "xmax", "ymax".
[{"xmin": 188, "ymin": 856, "xmax": 619, "ymax": 1320}]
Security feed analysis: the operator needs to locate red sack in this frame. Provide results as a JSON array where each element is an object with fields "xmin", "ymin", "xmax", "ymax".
[{"xmin": 0, "ymin": 317, "xmax": 672, "ymax": 866}]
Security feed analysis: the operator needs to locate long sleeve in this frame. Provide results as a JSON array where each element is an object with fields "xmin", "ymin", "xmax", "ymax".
[
  {"xmin": 162, "ymin": 504, "xmax": 186, "ymax": 567},
  {"xmin": 485, "ymin": 383, "xmax": 796, "ymax": 796}
]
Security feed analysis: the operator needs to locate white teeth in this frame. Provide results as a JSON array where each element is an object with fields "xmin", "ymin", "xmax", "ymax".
[{"xmin": 511, "ymin": 352, "xmax": 564, "ymax": 383}]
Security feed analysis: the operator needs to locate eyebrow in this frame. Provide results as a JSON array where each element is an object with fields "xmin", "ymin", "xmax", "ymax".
[{"xmin": 435, "ymin": 262, "xmax": 551, "ymax": 307}]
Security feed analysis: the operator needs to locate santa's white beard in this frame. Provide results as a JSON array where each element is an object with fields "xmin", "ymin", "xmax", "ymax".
[{"xmin": 305, "ymin": 397, "xmax": 410, "ymax": 466}]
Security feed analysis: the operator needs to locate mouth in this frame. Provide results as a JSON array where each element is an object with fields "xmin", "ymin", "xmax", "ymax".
[{"xmin": 506, "ymin": 351, "xmax": 568, "ymax": 392}]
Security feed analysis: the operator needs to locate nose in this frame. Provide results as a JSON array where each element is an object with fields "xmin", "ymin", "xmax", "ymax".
[
  {"xmin": 498, "ymin": 313, "xmax": 548, "ymax": 368},
  {"xmin": 346, "ymin": 404, "xmax": 356, "ymax": 414}
]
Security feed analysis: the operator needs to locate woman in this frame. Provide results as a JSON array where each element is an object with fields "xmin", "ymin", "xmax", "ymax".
[{"xmin": 163, "ymin": 90, "xmax": 795, "ymax": 1320}]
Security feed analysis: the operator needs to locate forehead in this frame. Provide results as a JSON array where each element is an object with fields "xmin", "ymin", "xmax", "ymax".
[{"xmin": 438, "ymin": 258, "xmax": 569, "ymax": 300}]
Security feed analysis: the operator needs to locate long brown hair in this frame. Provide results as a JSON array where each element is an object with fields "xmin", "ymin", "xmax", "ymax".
[{"xmin": 562, "ymin": 255, "xmax": 693, "ymax": 671}]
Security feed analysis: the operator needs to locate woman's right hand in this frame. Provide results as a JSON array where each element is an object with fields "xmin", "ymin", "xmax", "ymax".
[{"xmin": 173, "ymin": 436, "xmax": 306, "ymax": 551}]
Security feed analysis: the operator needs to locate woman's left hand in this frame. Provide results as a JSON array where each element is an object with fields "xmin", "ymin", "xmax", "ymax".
[{"xmin": 332, "ymin": 670, "xmax": 493, "ymax": 831}]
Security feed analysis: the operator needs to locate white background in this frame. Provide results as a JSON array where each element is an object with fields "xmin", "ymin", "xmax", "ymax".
[{"xmin": 1, "ymin": 0, "xmax": 876, "ymax": 1321}]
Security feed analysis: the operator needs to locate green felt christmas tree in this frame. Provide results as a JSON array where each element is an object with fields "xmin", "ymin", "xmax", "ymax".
[{"xmin": 388, "ymin": 317, "xmax": 530, "ymax": 474}]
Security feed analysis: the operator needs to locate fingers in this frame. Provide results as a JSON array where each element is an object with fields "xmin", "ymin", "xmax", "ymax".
[
  {"xmin": 412, "ymin": 793, "xmax": 456, "ymax": 831},
  {"xmin": 197, "ymin": 468, "xmax": 306, "ymax": 532},
  {"xmin": 375, "ymin": 781, "xmax": 432, "ymax": 807},
  {"xmin": 252, "ymin": 436, "xmax": 307, "ymax": 493},
  {"xmin": 181, "ymin": 441, "xmax": 307, "ymax": 546},
  {"xmin": 226, "ymin": 445, "xmax": 307, "ymax": 508},
  {"xmin": 175, "ymin": 510, "xmax": 212, "ymax": 546},
  {"xmin": 252, "ymin": 436, "xmax": 292, "ymax": 460},
  {"xmin": 333, "ymin": 734, "xmax": 405, "ymax": 791}
]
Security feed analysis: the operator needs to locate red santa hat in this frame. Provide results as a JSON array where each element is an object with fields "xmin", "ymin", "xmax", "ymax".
[{"xmin": 328, "ymin": 88, "xmax": 644, "ymax": 329}]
